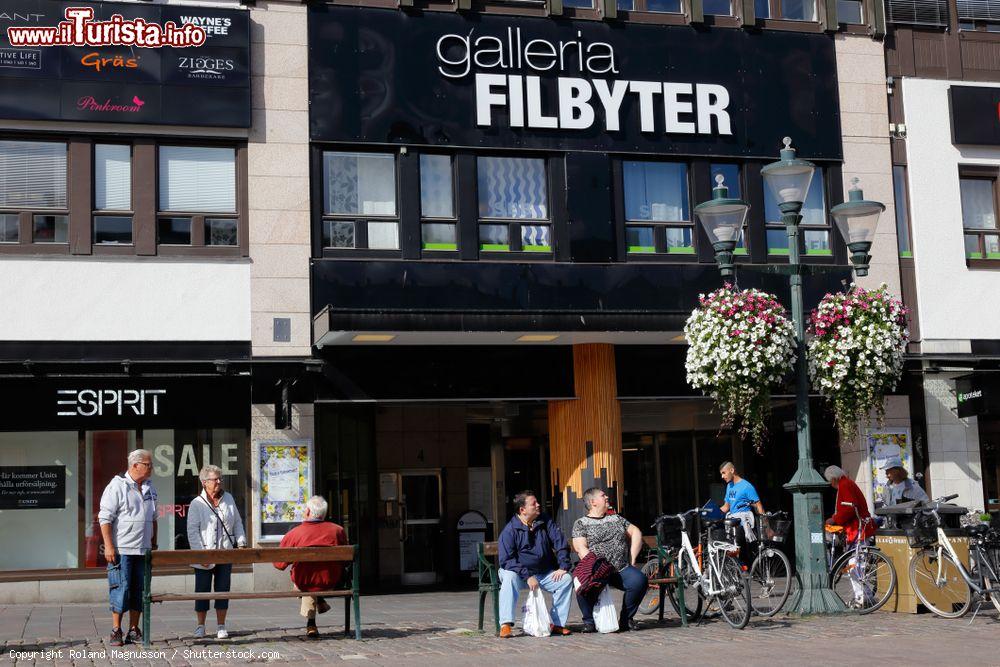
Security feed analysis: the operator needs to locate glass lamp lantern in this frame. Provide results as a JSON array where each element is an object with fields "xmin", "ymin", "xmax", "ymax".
[
  {"xmin": 694, "ymin": 174, "xmax": 750, "ymax": 277},
  {"xmin": 761, "ymin": 137, "xmax": 816, "ymax": 212},
  {"xmin": 831, "ymin": 178, "xmax": 885, "ymax": 277}
]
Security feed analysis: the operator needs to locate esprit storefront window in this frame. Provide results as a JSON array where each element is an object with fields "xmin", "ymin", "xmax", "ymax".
[{"xmin": 0, "ymin": 140, "xmax": 68, "ymax": 245}]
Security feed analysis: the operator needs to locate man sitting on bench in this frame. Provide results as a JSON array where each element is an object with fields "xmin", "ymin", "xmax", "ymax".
[
  {"xmin": 274, "ymin": 495, "xmax": 346, "ymax": 638},
  {"xmin": 497, "ymin": 490, "xmax": 573, "ymax": 638}
]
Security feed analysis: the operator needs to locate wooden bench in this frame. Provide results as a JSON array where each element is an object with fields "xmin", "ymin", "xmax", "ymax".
[
  {"xmin": 477, "ymin": 537, "xmax": 688, "ymax": 634},
  {"xmin": 140, "ymin": 545, "xmax": 361, "ymax": 647},
  {"xmin": 642, "ymin": 536, "xmax": 688, "ymax": 627}
]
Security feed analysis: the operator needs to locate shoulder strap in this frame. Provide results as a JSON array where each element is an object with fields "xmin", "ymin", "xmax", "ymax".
[{"xmin": 199, "ymin": 494, "xmax": 237, "ymax": 547}]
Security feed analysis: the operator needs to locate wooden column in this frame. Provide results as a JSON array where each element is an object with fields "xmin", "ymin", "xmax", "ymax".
[{"xmin": 548, "ymin": 344, "xmax": 623, "ymax": 531}]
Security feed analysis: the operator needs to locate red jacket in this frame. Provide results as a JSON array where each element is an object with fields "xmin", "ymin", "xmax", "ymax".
[
  {"xmin": 572, "ymin": 552, "xmax": 615, "ymax": 601},
  {"xmin": 274, "ymin": 520, "xmax": 347, "ymax": 591},
  {"xmin": 830, "ymin": 476, "xmax": 875, "ymax": 543}
]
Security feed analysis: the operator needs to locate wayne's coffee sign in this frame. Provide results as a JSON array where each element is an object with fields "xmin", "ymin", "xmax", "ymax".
[
  {"xmin": 0, "ymin": 0, "xmax": 250, "ymax": 127},
  {"xmin": 950, "ymin": 86, "xmax": 1000, "ymax": 146},
  {"xmin": 308, "ymin": 6, "xmax": 842, "ymax": 158}
]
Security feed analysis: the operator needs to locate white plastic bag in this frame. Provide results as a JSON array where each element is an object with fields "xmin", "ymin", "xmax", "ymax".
[
  {"xmin": 521, "ymin": 588, "xmax": 552, "ymax": 637},
  {"xmin": 593, "ymin": 587, "xmax": 619, "ymax": 634}
]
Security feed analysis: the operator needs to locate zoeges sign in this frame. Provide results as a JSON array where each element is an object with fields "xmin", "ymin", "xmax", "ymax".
[{"xmin": 309, "ymin": 6, "xmax": 843, "ymax": 159}]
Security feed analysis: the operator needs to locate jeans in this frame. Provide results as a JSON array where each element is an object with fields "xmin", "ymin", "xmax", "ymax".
[
  {"xmin": 498, "ymin": 568, "xmax": 574, "ymax": 627},
  {"xmin": 194, "ymin": 565, "xmax": 233, "ymax": 612},
  {"xmin": 108, "ymin": 554, "xmax": 144, "ymax": 613},
  {"xmin": 576, "ymin": 565, "xmax": 648, "ymax": 626}
]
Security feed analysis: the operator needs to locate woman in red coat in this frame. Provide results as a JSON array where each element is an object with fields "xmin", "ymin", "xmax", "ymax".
[{"xmin": 823, "ymin": 465, "xmax": 876, "ymax": 608}]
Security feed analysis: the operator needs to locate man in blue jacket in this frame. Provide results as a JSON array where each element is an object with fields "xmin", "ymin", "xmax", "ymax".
[{"xmin": 498, "ymin": 490, "xmax": 573, "ymax": 638}]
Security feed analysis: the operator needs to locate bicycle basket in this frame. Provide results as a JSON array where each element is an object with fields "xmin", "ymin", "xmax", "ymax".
[
  {"xmin": 762, "ymin": 517, "xmax": 791, "ymax": 544},
  {"xmin": 656, "ymin": 515, "xmax": 685, "ymax": 549},
  {"xmin": 905, "ymin": 523, "xmax": 937, "ymax": 548}
]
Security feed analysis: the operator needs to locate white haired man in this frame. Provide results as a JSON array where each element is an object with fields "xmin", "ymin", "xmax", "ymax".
[
  {"xmin": 99, "ymin": 449, "xmax": 158, "ymax": 647},
  {"xmin": 274, "ymin": 495, "xmax": 346, "ymax": 638}
]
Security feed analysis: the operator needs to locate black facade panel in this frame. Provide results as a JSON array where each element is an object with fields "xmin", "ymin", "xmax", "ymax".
[
  {"xmin": 616, "ymin": 345, "xmax": 699, "ymax": 398},
  {"xmin": 308, "ymin": 6, "xmax": 843, "ymax": 160},
  {"xmin": 950, "ymin": 86, "xmax": 1000, "ymax": 146},
  {"xmin": 565, "ymin": 152, "xmax": 615, "ymax": 262}
]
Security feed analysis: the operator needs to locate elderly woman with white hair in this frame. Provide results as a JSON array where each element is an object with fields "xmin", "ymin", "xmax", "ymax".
[
  {"xmin": 187, "ymin": 464, "xmax": 247, "ymax": 639},
  {"xmin": 273, "ymin": 495, "xmax": 347, "ymax": 638},
  {"xmin": 823, "ymin": 465, "xmax": 876, "ymax": 608}
]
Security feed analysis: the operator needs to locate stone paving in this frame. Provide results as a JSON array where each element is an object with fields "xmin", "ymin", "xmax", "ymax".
[{"xmin": 2, "ymin": 591, "xmax": 999, "ymax": 666}]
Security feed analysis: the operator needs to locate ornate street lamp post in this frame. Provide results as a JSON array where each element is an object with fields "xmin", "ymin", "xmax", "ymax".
[{"xmin": 695, "ymin": 138, "xmax": 885, "ymax": 615}]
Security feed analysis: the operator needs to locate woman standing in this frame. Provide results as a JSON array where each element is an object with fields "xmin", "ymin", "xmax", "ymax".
[{"xmin": 187, "ymin": 464, "xmax": 247, "ymax": 639}]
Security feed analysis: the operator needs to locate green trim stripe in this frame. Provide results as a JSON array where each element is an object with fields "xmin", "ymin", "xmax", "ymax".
[
  {"xmin": 898, "ymin": 250, "xmax": 913, "ymax": 258},
  {"xmin": 480, "ymin": 244, "xmax": 510, "ymax": 252},
  {"xmin": 805, "ymin": 249, "xmax": 833, "ymax": 256},
  {"xmin": 423, "ymin": 242, "xmax": 457, "ymax": 251},
  {"xmin": 734, "ymin": 247, "xmax": 748, "ymax": 255},
  {"xmin": 628, "ymin": 246, "xmax": 656, "ymax": 253},
  {"xmin": 768, "ymin": 248, "xmax": 790, "ymax": 256},
  {"xmin": 523, "ymin": 245, "xmax": 552, "ymax": 252},
  {"xmin": 666, "ymin": 246, "xmax": 696, "ymax": 254}
]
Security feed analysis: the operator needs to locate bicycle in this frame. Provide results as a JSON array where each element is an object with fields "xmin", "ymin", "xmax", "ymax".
[
  {"xmin": 653, "ymin": 508, "xmax": 752, "ymax": 629},
  {"xmin": 907, "ymin": 494, "xmax": 1000, "ymax": 618},
  {"xmin": 825, "ymin": 501, "xmax": 897, "ymax": 613},
  {"xmin": 745, "ymin": 511, "xmax": 793, "ymax": 617}
]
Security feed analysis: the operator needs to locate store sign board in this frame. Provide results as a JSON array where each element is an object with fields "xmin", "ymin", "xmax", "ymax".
[
  {"xmin": 956, "ymin": 374, "xmax": 993, "ymax": 418},
  {"xmin": 0, "ymin": 0, "xmax": 250, "ymax": 127},
  {"xmin": 308, "ymin": 6, "xmax": 843, "ymax": 159},
  {"xmin": 0, "ymin": 465, "xmax": 66, "ymax": 510},
  {"xmin": 950, "ymin": 86, "xmax": 1000, "ymax": 146},
  {"xmin": 0, "ymin": 376, "xmax": 250, "ymax": 430}
]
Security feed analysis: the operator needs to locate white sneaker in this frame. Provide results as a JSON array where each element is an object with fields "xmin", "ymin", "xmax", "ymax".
[
  {"xmin": 194, "ymin": 625, "xmax": 205, "ymax": 638},
  {"xmin": 216, "ymin": 626, "xmax": 229, "ymax": 639}
]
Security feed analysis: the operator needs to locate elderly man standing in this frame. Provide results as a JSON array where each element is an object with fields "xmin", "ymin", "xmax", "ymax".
[
  {"xmin": 274, "ymin": 495, "xmax": 346, "ymax": 638},
  {"xmin": 99, "ymin": 449, "xmax": 158, "ymax": 647},
  {"xmin": 497, "ymin": 490, "xmax": 573, "ymax": 638}
]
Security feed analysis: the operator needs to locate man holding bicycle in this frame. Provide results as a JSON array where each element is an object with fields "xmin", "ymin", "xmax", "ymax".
[{"xmin": 718, "ymin": 462, "xmax": 764, "ymax": 543}]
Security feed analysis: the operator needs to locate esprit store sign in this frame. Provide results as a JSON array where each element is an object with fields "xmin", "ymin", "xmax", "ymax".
[
  {"xmin": 435, "ymin": 28, "xmax": 732, "ymax": 135},
  {"xmin": 57, "ymin": 388, "xmax": 166, "ymax": 417}
]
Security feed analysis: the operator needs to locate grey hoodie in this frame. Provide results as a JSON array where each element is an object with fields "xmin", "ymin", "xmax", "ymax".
[{"xmin": 98, "ymin": 472, "xmax": 157, "ymax": 556}]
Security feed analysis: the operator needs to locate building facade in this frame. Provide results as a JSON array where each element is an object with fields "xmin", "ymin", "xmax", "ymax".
[{"xmin": 0, "ymin": 0, "xmax": 908, "ymax": 599}]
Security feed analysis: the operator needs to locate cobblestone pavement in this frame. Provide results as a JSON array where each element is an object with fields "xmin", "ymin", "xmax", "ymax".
[{"xmin": 3, "ymin": 591, "xmax": 999, "ymax": 667}]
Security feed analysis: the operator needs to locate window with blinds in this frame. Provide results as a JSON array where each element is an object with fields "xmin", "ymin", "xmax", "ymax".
[
  {"xmin": 957, "ymin": 0, "xmax": 1000, "ymax": 20},
  {"xmin": 158, "ymin": 146, "xmax": 236, "ymax": 213},
  {"xmin": 886, "ymin": 0, "xmax": 949, "ymax": 25},
  {"xmin": 94, "ymin": 144, "xmax": 133, "ymax": 245},
  {"xmin": 0, "ymin": 140, "xmax": 67, "ymax": 210}
]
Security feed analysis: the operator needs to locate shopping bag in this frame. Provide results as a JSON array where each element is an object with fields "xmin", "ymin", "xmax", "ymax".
[
  {"xmin": 593, "ymin": 587, "xmax": 619, "ymax": 634},
  {"xmin": 521, "ymin": 588, "xmax": 552, "ymax": 637}
]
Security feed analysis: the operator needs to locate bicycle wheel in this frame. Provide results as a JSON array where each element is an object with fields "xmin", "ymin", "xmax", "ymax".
[
  {"xmin": 638, "ymin": 558, "xmax": 664, "ymax": 615},
  {"xmin": 666, "ymin": 548, "xmax": 704, "ymax": 622},
  {"xmin": 909, "ymin": 549, "xmax": 972, "ymax": 618},
  {"xmin": 975, "ymin": 547, "xmax": 1000, "ymax": 615},
  {"xmin": 836, "ymin": 547, "xmax": 896, "ymax": 614},
  {"xmin": 748, "ymin": 546, "xmax": 792, "ymax": 617},
  {"xmin": 717, "ymin": 554, "xmax": 752, "ymax": 629}
]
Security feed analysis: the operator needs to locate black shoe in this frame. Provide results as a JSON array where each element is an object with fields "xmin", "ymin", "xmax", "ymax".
[
  {"xmin": 616, "ymin": 618, "xmax": 640, "ymax": 632},
  {"xmin": 580, "ymin": 623, "xmax": 597, "ymax": 633},
  {"xmin": 306, "ymin": 621, "xmax": 319, "ymax": 639},
  {"xmin": 109, "ymin": 628, "xmax": 124, "ymax": 647},
  {"xmin": 125, "ymin": 626, "xmax": 142, "ymax": 644}
]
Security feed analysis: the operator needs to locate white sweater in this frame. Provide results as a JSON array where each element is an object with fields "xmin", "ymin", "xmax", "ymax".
[{"xmin": 186, "ymin": 491, "xmax": 247, "ymax": 569}]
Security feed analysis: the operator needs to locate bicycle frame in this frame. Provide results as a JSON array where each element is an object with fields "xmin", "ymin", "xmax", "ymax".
[
  {"xmin": 926, "ymin": 519, "xmax": 999, "ymax": 597},
  {"xmin": 677, "ymin": 513, "xmax": 740, "ymax": 598}
]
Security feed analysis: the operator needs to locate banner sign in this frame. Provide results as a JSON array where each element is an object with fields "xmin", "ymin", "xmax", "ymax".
[
  {"xmin": 950, "ymin": 86, "xmax": 1000, "ymax": 146},
  {"xmin": 308, "ymin": 6, "xmax": 843, "ymax": 159},
  {"xmin": 256, "ymin": 440, "xmax": 313, "ymax": 542},
  {"xmin": 0, "ymin": 0, "xmax": 250, "ymax": 127},
  {"xmin": 866, "ymin": 428, "xmax": 914, "ymax": 505},
  {"xmin": 956, "ymin": 374, "xmax": 995, "ymax": 418},
  {"xmin": 0, "ymin": 465, "xmax": 66, "ymax": 510}
]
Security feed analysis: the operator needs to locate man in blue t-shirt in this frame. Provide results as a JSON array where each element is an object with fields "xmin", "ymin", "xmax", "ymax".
[{"xmin": 719, "ymin": 462, "xmax": 764, "ymax": 542}]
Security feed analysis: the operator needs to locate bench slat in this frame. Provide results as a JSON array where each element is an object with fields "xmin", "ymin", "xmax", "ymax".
[
  {"xmin": 152, "ymin": 590, "xmax": 351, "ymax": 603},
  {"xmin": 151, "ymin": 546, "xmax": 355, "ymax": 567},
  {"xmin": 481, "ymin": 542, "xmax": 498, "ymax": 556}
]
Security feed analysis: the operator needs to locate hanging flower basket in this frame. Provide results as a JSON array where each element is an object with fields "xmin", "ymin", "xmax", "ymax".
[
  {"xmin": 684, "ymin": 285, "xmax": 796, "ymax": 450},
  {"xmin": 807, "ymin": 284, "xmax": 909, "ymax": 441}
]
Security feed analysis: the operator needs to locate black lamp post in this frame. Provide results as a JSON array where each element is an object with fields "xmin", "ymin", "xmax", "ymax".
[{"xmin": 695, "ymin": 138, "xmax": 885, "ymax": 615}]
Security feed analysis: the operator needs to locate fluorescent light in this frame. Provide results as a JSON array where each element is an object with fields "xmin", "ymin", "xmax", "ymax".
[
  {"xmin": 352, "ymin": 334, "xmax": 396, "ymax": 342},
  {"xmin": 516, "ymin": 334, "xmax": 560, "ymax": 342}
]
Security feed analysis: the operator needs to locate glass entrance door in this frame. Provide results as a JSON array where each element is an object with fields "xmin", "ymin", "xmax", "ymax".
[{"xmin": 399, "ymin": 470, "xmax": 442, "ymax": 585}]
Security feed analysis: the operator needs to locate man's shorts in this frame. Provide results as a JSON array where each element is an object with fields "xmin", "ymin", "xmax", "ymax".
[{"xmin": 108, "ymin": 554, "xmax": 145, "ymax": 613}]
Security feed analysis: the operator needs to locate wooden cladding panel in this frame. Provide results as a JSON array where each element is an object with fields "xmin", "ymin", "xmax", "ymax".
[{"xmin": 548, "ymin": 344, "xmax": 623, "ymax": 513}]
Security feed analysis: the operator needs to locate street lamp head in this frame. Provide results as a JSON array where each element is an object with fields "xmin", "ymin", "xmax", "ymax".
[
  {"xmin": 831, "ymin": 178, "xmax": 885, "ymax": 277},
  {"xmin": 761, "ymin": 137, "xmax": 816, "ymax": 214},
  {"xmin": 695, "ymin": 174, "xmax": 750, "ymax": 278}
]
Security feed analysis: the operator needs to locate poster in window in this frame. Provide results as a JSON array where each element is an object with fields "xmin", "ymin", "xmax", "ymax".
[
  {"xmin": 866, "ymin": 428, "xmax": 913, "ymax": 504},
  {"xmin": 256, "ymin": 440, "xmax": 312, "ymax": 541}
]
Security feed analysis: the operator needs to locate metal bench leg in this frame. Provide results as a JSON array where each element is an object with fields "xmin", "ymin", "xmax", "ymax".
[
  {"xmin": 658, "ymin": 584, "xmax": 665, "ymax": 623},
  {"xmin": 677, "ymin": 578, "xmax": 687, "ymax": 628},
  {"xmin": 353, "ymin": 593, "xmax": 362, "ymax": 640},
  {"xmin": 142, "ymin": 550, "xmax": 152, "ymax": 648},
  {"xmin": 478, "ymin": 591, "xmax": 486, "ymax": 632},
  {"xmin": 344, "ymin": 594, "xmax": 351, "ymax": 637},
  {"xmin": 491, "ymin": 586, "xmax": 500, "ymax": 636}
]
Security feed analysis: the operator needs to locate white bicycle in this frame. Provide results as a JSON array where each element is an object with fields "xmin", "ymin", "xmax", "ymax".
[{"xmin": 655, "ymin": 508, "xmax": 752, "ymax": 629}]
